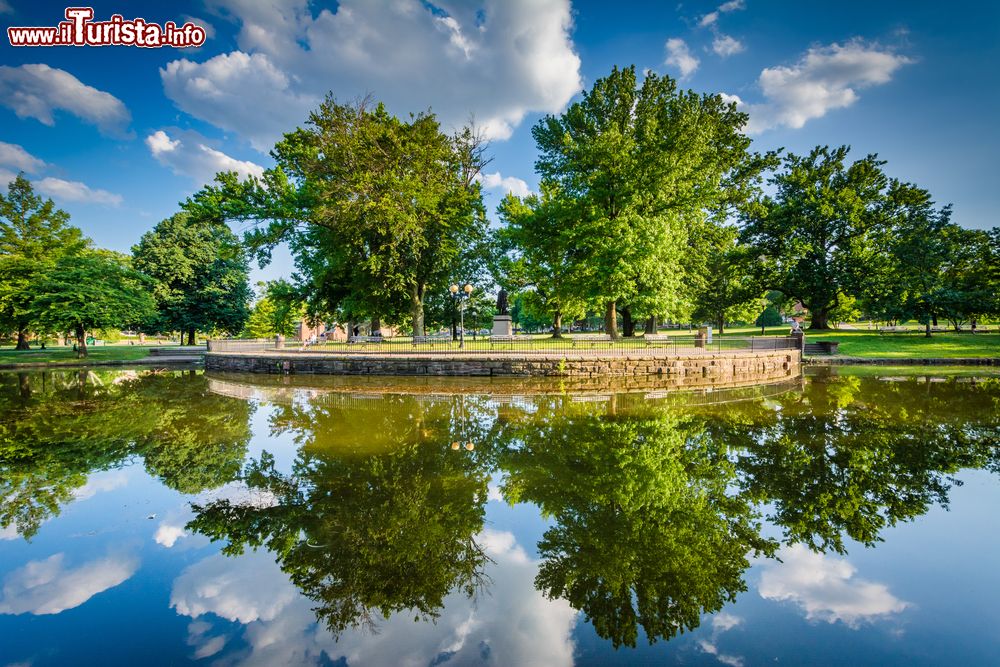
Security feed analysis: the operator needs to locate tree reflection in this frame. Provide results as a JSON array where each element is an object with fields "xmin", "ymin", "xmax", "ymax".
[
  {"xmin": 187, "ymin": 393, "xmax": 494, "ymax": 635},
  {"xmin": 498, "ymin": 399, "xmax": 776, "ymax": 648},
  {"xmin": 722, "ymin": 374, "xmax": 1000, "ymax": 554},
  {"xmin": 0, "ymin": 370, "xmax": 252, "ymax": 539}
]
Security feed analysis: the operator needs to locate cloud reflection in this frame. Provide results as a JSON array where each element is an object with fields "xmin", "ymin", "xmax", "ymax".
[
  {"xmin": 0, "ymin": 552, "xmax": 139, "ymax": 615},
  {"xmin": 170, "ymin": 529, "xmax": 577, "ymax": 666},
  {"xmin": 758, "ymin": 544, "xmax": 909, "ymax": 626}
]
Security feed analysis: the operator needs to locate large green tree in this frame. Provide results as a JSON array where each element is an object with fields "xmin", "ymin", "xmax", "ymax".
[
  {"xmin": 530, "ymin": 65, "xmax": 774, "ymax": 337},
  {"xmin": 132, "ymin": 212, "xmax": 251, "ymax": 344},
  {"xmin": 741, "ymin": 145, "xmax": 928, "ymax": 330},
  {"xmin": 183, "ymin": 97, "xmax": 487, "ymax": 336},
  {"xmin": 494, "ymin": 185, "xmax": 586, "ymax": 337},
  {"xmin": 32, "ymin": 251, "xmax": 156, "ymax": 357},
  {"xmin": 0, "ymin": 174, "xmax": 88, "ymax": 349}
]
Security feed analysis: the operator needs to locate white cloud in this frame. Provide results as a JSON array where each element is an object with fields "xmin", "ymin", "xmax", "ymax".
[
  {"xmin": 179, "ymin": 15, "xmax": 217, "ymax": 39},
  {"xmin": 35, "ymin": 177, "xmax": 122, "ymax": 206},
  {"xmin": 0, "ymin": 523, "xmax": 19, "ymax": 540},
  {"xmin": 758, "ymin": 544, "xmax": 909, "ymax": 627},
  {"xmin": 700, "ymin": 0, "xmax": 745, "ymax": 27},
  {"xmin": 155, "ymin": 523, "xmax": 188, "ymax": 548},
  {"xmin": 0, "ymin": 64, "xmax": 132, "ymax": 138},
  {"xmin": 713, "ymin": 34, "xmax": 745, "ymax": 57},
  {"xmin": 161, "ymin": 0, "xmax": 582, "ymax": 151},
  {"xmin": 146, "ymin": 129, "xmax": 266, "ymax": 184},
  {"xmin": 665, "ymin": 37, "xmax": 699, "ymax": 78},
  {"xmin": 0, "ymin": 552, "xmax": 139, "ymax": 615},
  {"xmin": 170, "ymin": 528, "xmax": 578, "ymax": 666},
  {"xmin": 731, "ymin": 39, "xmax": 912, "ymax": 133},
  {"xmin": 71, "ymin": 470, "xmax": 129, "ymax": 501},
  {"xmin": 0, "ymin": 141, "xmax": 46, "ymax": 173},
  {"xmin": 696, "ymin": 611, "xmax": 745, "ymax": 667},
  {"xmin": 477, "ymin": 171, "xmax": 531, "ymax": 198},
  {"xmin": 171, "ymin": 549, "xmax": 298, "ymax": 624}
]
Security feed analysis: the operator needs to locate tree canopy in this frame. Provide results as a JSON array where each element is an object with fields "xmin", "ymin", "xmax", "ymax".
[
  {"xmin": 183, "ymin": 97, "xmax": 488, "ymax": 336},
  {"xmin": 132, "ymin": 212, "xmax": 251, "ymax": 344},
  {"xmin": 0, "ymin": 174, "xmax": 88, "ymax": 349}
]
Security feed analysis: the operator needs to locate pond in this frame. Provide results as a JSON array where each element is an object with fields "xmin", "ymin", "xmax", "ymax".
[{"xmin": 1, "ymin": 366, "xmax": 998, "ymax": 666}]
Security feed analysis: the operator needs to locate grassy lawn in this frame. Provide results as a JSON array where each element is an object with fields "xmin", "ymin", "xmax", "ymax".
[
  {"xmin": 0, "ymin": 345, "xmax": 153, "ymax": 365},
  {"xmin": 797, "ymin": 330, "xmax": 1000, "ymax": 358}
]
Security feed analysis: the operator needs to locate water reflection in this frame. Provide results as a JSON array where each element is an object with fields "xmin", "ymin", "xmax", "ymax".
[
  {"xmin": 1, "ymin": 368, "xmax": 999, "ymax": 665},
  {"xmin": 0, "ymin": 369, "xmax": 253, "ymax": 540}
]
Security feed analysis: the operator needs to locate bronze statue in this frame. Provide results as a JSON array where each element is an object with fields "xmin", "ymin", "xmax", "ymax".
[{"xmin": 496, "ymin": 289, "xmax": 509, "ymax": 316}]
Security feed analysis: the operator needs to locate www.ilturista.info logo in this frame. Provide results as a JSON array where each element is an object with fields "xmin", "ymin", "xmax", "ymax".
[{"xmin": 7, "ymin": 7, "xmax": 207, "ymax": 48}]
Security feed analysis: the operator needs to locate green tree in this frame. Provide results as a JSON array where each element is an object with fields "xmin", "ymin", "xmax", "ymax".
[
  {"xmin": 184, "ymin": 97, "xmax": 488, "ymax": 336},
  {"xmin": 741, "ymin": 146, "xmax": 919, "ymax": 330},
  {"xmin": 494, "ymin": 185, "xmax": 586, "ymax": 336},
  {"xmin": 243, "ymin": 279, "xmax": 303, "ymax": 338},
  {"xmin": 132, "ymin": 212, "xmax": 251, "ymax": 345},
  {"xmin": 531, "ymin": 65, "xmax": 774, "ymax": 337},
  {"xmin": 32, "ymin": 251, "xmax": 156, "ymax": 357},
  {"xmin": 688, "ymin": 223, "xmax": 762, "ymax": 334},
  {"xmin": 0, "ymin": 174, "xmax": 88, "ymax": 349}
]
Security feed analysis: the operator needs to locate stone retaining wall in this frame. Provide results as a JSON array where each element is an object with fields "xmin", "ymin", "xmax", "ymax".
[{"xmin": 205, "ymin": 349, "xmax": 800, "ymax": 385}]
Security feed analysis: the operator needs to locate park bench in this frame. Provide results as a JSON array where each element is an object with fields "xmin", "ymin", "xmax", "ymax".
[
  {"xmin": 489, "ymin": 335, "xmax": 528, "ymax": 344},
  {"xmin": 571, "ymin": 334, "xmax": 615, "ymax": 348},
  {"xmin": 348, "ymin": 336, "xmax": 386, "ymax": 344},
  {"xmin": 643, "ymin": 334, "xmax": 675, "ymax": 346},
  {"xmin": 411, "ymin": 335, "xmax": 453, "ymax": 346},
  {"xmin": 878, "ymin": 326, "xmax": 911, "ymax": 334}
]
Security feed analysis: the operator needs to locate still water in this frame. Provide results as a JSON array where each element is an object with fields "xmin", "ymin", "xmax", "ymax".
[{"xmin": 1, "ymin": 367, "xmax": 998, "ymax": 666}]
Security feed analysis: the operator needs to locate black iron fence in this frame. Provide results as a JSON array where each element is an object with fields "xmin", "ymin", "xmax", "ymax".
[{"xmin": 208, "ymin": 334, "xmax": 800, "ymax": 356}]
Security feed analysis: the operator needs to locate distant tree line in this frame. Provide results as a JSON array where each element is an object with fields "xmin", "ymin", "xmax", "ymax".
[
  {"xmin": 182, "ymin": 65, "xmax": 999, "ymax": 338},
  {"xmin": 0, "ymin": 175, "xmax": 251, "ymax": 356},
  {"xmin": 4, "ymin": 65, "xmax": 998, "ymax": 349}
]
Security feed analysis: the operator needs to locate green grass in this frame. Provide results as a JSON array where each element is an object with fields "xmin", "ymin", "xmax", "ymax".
[
  {"xmin": 800, "ymin": 330, "xmax": 1000, "ymax": 358},
  {"xmin": 0, "ymin": 345, "xmax": 153, "ymax": 365}
]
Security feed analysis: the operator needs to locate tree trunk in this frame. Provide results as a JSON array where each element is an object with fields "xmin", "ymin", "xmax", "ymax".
[
  {"xmin": 552, "ymin": 311, "xmax": 563, "ymax": 338},
  {"xmin": 932, "ymin": 314, "xmax": 938, "ymax": 327},
  {"xmin": 621, "ymin": 306, "xmax": 635, "ymax": 338},
  {"xmin": 644, "ymin": 316, "xmax": 656, "ymax": 335},
  {"xmin": 138, "ymin": 332, "xmax": 146, "ymax": 344},
  {"xmin": 451, "ymin": 316, "xmax": 458, "ymax": 341},
  {"xmin": 410, "ymin": 285, "xmax": 425, "ymax": 337},
  {"xmin": 15, "ymin": 328, "xmax": 30, "ymax": 350},
  {"xmin": 716, "ymin": 315, "xmax": 725, "ymax": 336},
  {"xmin": 925, "ymin": 319, "xmax": 932, "ymax": 338},
  {"xmin": 371, "ymin": 317, "xmax": 381, "ymax": 336},
  {"xmin": 604, "ymin": 300, "xmax": 619, "ymax": 339},
  {"xmin": 75, "ymin": 324, "xmax": 87, "ymax": 358},
  {"xmin": 809, "ymin": 308, "xmax": 831, "ymax": 330},
  {"xmin": 186, "ymin": 328, "xmax": 196, "ymax": 346}
]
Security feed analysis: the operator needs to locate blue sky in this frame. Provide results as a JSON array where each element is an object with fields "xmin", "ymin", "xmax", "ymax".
[{"xmin": 1, "ymin": 1, "xmax": 997, "ymax": 284}]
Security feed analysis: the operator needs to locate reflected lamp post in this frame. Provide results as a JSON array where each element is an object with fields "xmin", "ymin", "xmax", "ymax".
[{"xmin": 449, "ymin": 283, "xmax": 473, "ymax": 348}]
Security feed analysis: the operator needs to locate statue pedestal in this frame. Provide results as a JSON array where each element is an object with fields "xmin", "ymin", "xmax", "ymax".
[{"xmin": 492, "ymin": 315, "xmax": 513, "ymax": 337}]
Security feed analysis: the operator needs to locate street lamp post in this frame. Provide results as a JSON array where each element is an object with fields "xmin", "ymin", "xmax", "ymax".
[{"xmin": 449, "ymin": 283, "xmax": 473, "ymax": 348}]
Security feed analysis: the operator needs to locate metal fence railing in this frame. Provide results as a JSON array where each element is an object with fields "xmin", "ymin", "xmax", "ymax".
[{"xmin": 208, "ymin": 335, "xmax": 801, "ymax": 356}]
